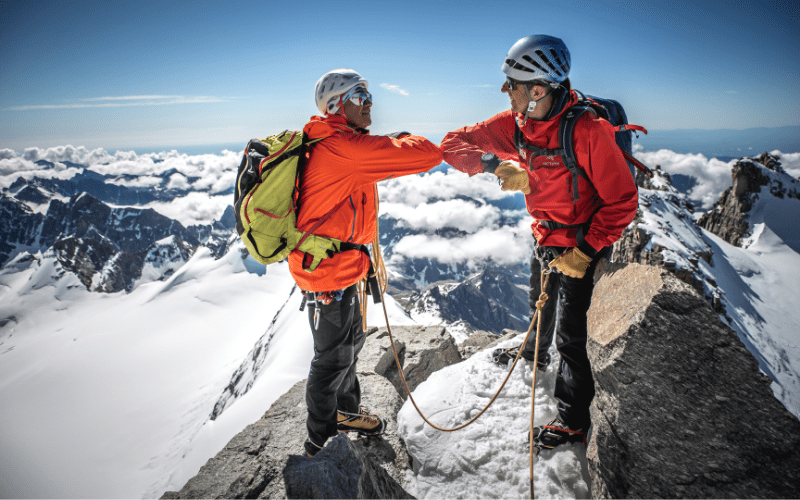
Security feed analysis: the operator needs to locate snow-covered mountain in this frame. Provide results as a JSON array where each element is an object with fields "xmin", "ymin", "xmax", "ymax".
[{"xmin": 1, "ymin": 145, "xmax": 799, "ymax": 498}]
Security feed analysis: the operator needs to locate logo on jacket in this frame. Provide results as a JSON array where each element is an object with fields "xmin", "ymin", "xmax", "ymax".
[{"xmin": 541, "ymin": 156, "xmax": 560, "ymax": 168}]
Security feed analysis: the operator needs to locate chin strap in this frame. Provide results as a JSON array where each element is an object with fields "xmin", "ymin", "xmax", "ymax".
[{"xmin": 521, "ymin": 83, "xmax": 560, "ymax": 126}]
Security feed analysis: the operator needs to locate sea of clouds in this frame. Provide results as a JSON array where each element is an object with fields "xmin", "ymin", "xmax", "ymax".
[{"xmin": 2, "ymin": 145, "xmax": 799, "ymax": 267}]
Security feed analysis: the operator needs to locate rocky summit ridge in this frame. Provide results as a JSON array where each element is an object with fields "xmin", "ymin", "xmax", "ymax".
[{"xmin": 163, "ymin": 263, "xmax": 800, "ymax": 499}]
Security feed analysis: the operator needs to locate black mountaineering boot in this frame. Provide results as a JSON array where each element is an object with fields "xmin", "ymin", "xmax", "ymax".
[
  {"xmin": 303, "ymin": 438, "xmax": 324, "ymax": 457},
  {"xmin": 337, "ymin": 408, "xmax": 386, "ymax": 436},
  {"xmin": 494, "ymin": 345, "xmax": 550, "ymax": 372},
  {"xmin": 532, "ymin": 417, "xmax": 586, "ymax": 453},
  {"xmin": 492, "ymin": 345, "xmax": 521, "ymax": 366}
]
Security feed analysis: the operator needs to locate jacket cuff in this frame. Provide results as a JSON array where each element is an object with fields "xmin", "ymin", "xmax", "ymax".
[{"xmin": 577, "ymin": 240, "xmax": 599, "ymax": 259}]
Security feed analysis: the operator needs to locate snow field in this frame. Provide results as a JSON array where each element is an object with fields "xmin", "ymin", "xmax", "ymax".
[
  {"xmin": 0, "ymin": 246, "xmax": 297, "ymax": 498},
  {"xmin": 398, "ymin": 334, "xmax": 591, "ymax": 499}
]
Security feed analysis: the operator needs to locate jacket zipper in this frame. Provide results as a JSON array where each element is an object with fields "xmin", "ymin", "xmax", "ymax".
[{"xmin": 348, "ymin": 195, "xmax": 356, "ymax": 242}]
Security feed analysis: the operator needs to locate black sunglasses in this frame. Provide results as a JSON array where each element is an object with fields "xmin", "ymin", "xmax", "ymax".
[{"xmin": 505, "ymin": 77, "xmax": 525, "ymax": 90}]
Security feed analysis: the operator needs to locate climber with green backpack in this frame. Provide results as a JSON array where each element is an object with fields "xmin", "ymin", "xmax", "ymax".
[{"xmin": 235, "ymin": 68, "xmax": 442, "ymax": 458}]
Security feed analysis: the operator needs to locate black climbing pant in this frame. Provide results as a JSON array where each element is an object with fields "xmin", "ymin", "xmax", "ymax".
[
  {"xmin": 305, "ymin": 284, "xmax": 365, "ymax": 447},
  {"xmin": 523, "ymin": 246, "xmax": 608, "ymax": 431},
  {"xmin": 523, "ymin": 252, "xmax": 558, "ymax": 366}
]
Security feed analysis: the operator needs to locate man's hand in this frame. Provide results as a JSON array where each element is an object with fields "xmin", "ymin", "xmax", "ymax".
[
  {"xmin": 495, "ymin": 161, "xmax": 531, "ymax": 194},
  {"xmin": 549, "ymin": 247, "xmax": 592, "ymax": 278}
]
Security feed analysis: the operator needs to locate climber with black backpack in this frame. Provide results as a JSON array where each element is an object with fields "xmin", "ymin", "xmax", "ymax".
[
  {"xmin": 440, "ymin": 35, "xmax": 640, "ymax": 453},
  {"xmin": 243, "ymin": 68, "xmax": 442, "ymax": 458}
]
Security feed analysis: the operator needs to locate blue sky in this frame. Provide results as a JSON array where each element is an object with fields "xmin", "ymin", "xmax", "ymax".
[{"xmin": 1, "ymin": 0, "xmax": 798, "ymax": 152}]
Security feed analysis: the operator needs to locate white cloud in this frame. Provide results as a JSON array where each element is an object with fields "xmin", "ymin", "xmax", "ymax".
[
  {"xmin": 0, "ymin": 147, "xmax": 240, "ymax": 216},
  {"xmin": 167, "ymin": 173, "xmax": 190, "ymax": 190},
  {"xmin": 107, "ymin": 176, "xmax": 162, "ymax": 188},
  {"xmin": 7, "ymin": 95, "xmax": 227, "ymax": 111},
  {"xmin": 773, "ymin": 150, "xmax": 800, "ymax": 179},
  {"xmin": 144, "ymin": 193, "xmax": 232, "ymax": 227},
  {"xmin": 22, "ymin": 145, "xmax": 117, "ymax": 164},
  {"xmin": 380, "ymin": 83, "xmax": 409, "ymax": 96},
  {"xmin": 379, "ymin": 168, "xmax": 516, "ymax": 206},
  {"xmin": 392, "ymin": 220, "xmax": 534, "ymax": 266},
  {"xmin": 382, "ymin": 199, "xmax": 500, "ymax": 233},
  {"xmin": 633, "ymin": 149, "xmax": 735, "ymax": 209}
]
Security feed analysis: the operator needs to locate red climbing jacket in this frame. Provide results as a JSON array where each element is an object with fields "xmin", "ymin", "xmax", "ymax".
[{"xmin": 440, "ymin": 90, "xmax": 638, "ymax": 253}]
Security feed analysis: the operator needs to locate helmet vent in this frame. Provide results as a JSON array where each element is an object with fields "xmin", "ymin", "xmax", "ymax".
[
  {"xmin": 550, "ymin": 49, "xmax": 569, "ymax": 74},
  {"xmin": 505, "ymin": 58, "xmax": 534, "ymax": 73},
  {"xmin": 521, "ymin": 54, "xmax": 547, "ymax": 74},
  {"xmin": 533, "ymin": 50, "xmax": 563, "ymax": 77}
]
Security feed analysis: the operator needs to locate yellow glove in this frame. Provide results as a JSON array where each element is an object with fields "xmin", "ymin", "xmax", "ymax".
[
  {"xmin": 549, "ymin": 247, "xmax": 593, "ymax": 279},
  {"xmin": 495, "ymin": 161, "xmax": 531, "ymax": 194}
]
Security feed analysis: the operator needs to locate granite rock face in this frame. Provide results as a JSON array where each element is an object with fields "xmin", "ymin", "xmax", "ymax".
[
  {"xmin": 586, "ymin": 262, "xmax": 800, "ymax": 498},
  {"xmin": 161, "ymin": 325, "xmax": 468, "ymax": 499},
  {"xmin": 404, "ymin": 269, "xmax": 530, "ymax": 334},
  {"xmin": 283, "ymin": 434, "xmax": 412, "ymax": 499},
  {"xmin": 698, "ymin": 152, "xmax": 799, "ymax": 249},
  {"xmin": 366, "ymin": 325, "xmax": 463, "ymax": 399}
]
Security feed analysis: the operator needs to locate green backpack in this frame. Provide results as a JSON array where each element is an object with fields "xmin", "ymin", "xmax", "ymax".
[{"xmin": 233, "ymin": 130, "xmax": 349, "ymax": 272}]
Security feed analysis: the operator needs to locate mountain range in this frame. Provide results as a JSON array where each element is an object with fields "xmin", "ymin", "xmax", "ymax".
[{"xmin": 0, "ymin": 147, "xmax": 798, "ymax": 498}]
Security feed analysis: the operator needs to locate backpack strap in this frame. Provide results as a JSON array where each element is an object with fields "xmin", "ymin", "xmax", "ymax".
[
  {"xmin": 514, "ymin": 123, "xmax": 565, "ymax": 159},
  {"xmin": 558, "ymin": 105, "xmax": 593, "ymax": 201},
  {"xmin": 513, "ymin": 107, "xmax": 591, "ymax": 202},
  {"xmin": 339, "ymin": 243, "xmax": 382, "ymax": 304}
]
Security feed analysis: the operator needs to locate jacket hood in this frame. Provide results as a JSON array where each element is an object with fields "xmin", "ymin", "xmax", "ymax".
[{"xmin": 304, "ymin": 114, "xmax": 369, "ymax": 140}]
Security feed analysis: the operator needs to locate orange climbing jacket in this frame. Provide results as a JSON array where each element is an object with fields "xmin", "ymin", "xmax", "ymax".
[{"xmin": 288, "ymin": 114, "xmax": 443, "ymax": 292}]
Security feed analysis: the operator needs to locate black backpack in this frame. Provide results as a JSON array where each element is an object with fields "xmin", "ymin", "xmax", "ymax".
[{"xmin": 514, "ymin": 90, "xmax": 652, "ymax": 202}]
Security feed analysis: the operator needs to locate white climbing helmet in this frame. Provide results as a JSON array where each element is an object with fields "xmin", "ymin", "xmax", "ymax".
[
  {"xmin": 314, "ymin": 68, "xmax": 369, "ymax": 116},
  {"xmin": 501, "ymin": 35, "xmax": 571, "ymax": 83}
]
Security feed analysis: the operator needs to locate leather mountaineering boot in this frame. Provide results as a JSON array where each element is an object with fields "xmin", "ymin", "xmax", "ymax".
[
  {"xmin": 531, "ymin": 417, "xmax": 586, "ymax": 453},
  {"xmin": 337, "ymin": 408, "xmax": 386, "ymax": 436}
]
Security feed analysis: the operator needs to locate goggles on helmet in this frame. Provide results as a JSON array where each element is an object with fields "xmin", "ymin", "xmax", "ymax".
[{"xmin": 343, "ymin": 86, "xmax": 372, "ymax": 106}]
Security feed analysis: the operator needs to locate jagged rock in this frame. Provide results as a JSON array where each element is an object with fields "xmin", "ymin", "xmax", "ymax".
[
  {"xmin": 457, "ymin": 329, "xmax": 497, "ymax": 358},
  {"xmin": 364, "ymin": 326, "xmax": 462, "ymax": 399},
  {"xmin": 611, "ymin": 167, "xmax": 714, "ymax": 299},
  {"xmin": 0, "ymin": 192, "xmax": 44, "ymax": 265},
  {"xmin": 405, "ymin": 269, "xmax": 530, "ymax": 334},
  {"xmin": 53, "ymin": 236, "xmax": 125, "ymax": 291},
  {"xmin": 586, "ymin": 262, "xmax": 800, "ymax": 498},
  {"xmin": 698, "ymin": 152, "xmax": 800, "ymax": 253},
  {"xmin": 162, "ymin": 324, "xmax": 466, "ymax": 499},
  {"xmin": 162, "ymin": 377, "xmax": 409, "ymax": 499},
  {"xmin": 210, "ymin": 288, "xmax": 301, "ymax": 421},
  {"xmin": 697, "ymin": 157, "xmax": 772, "ymax": 247},
  {"xmin": 189, "ymin": 205, "xmax": 237, "ymax": 258},
  {"xmin": 283, "ymin": 434, "xmax": 412, "ymax": 499}
]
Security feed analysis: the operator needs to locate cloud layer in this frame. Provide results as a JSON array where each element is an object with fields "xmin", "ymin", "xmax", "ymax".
[
  {"xmin": 7, "ymin": 95, "xmax": 227, "ymax": 111},
  {"xmin": 633, "ymin": 147, "xmax": 800, "ymax": 209},
  {"xmin": 3, "ymin": 145, "xmax": 798, "ymax": 262}
]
